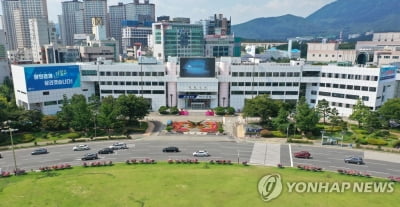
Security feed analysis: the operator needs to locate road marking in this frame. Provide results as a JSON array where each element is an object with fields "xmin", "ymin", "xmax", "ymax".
[
  {"xmin": 387, "ymin": 168, "xmax": 400, "ymax": 173},
  {"xmin": 366, "ymin": 170, "xmax": 389, "ymax": 175},
  {"xmin": 289, "ymin": 144, "xmax": 293, "ymax": 167}
]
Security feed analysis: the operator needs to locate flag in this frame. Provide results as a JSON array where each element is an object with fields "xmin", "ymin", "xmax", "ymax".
[
  {"xmin": 245, "ymin": 45, "xmax": 255, "ymax": 57},
  {"xmin": 137, "ymin": 46, "xmax": 142, "ymax": 58}
]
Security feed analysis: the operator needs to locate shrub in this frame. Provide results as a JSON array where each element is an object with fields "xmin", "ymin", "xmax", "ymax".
[
  {"xmin": 287, "ymin": 138, "xmax": 313, "ymax": 144},
  {"xmin": 392, "ymin": 140, "xmax": 400, "ymax": 148},
  {"xmin": 22, "ymin": 133, "xmax": 35, "ymax": 143},
  {"xmin": 226, "ymin": 107, "xmax": 235, "ymax": 115},
  {"xmin": 367, "ymin": 138, "xmax": 388, "ymax": 146},
  {"xmin": 65, "ymin": 132, "xmax": 81, "ymax": 139},
  {"xmin": 355, "ymin": 138, "xmax": 368, "ymax": 145},
  {"xmin": 260, "ymin": 129, "xmax": 273, "ymax": 137},
  {"xmin": 166, "ymin": 126, "xmax": 173, "ymax": 132},
  {"xmin": 214, "ymin": 107, "xmax": 226, "ymax": 116},
  {"xmin": 170, "ymin": 106, "xmax": 179, "ymax": 115},
  {"xmin": 158, "ymin": 106, "xmax": 169, "ymax": 115},
  {"xmin": 271, "ymin": 131, "xmax": 286, "ymax": 138},
  {"xmin": 371, "ymin": 130, "xmax": 390, "ymax": 138}
]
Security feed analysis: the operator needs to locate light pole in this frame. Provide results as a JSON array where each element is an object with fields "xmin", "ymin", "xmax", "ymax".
[
  {"xmin": 320, "ymin": 130, "xmax": 326, "ymax": 145},
  {"xmin": 170, "ymin": 94, "xmax": 173, "ymax": 107},
  {"xmin": 222, "ymin": 97, "xmax": 226, "ymax": 107},
  {"xmin": 341, "ymin": 130, "xmax": 346, "ymax": 147},
  {"xmin": 1, "ymin": 121, "xmax": 18, "ymax": 174}
]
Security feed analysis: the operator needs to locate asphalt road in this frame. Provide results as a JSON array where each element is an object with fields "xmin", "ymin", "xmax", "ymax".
[
  {"xmin": 0, "ymin": 137, "xmax": 253, "ymax": 172},
  {"xmin": 1, "ymin": 135, "xmax": 399, "ymax": 179}
]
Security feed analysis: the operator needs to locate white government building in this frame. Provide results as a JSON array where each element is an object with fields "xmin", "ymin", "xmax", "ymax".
[{"xmin": 11, "ymin": 56, "xmax": 399, "ymax": 117}]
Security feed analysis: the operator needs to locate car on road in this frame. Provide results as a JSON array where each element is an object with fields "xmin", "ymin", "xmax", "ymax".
[
  {"xmin": 31, "ymin": 148, "xmax": 48, "ymax": 155},
  {"xmin": 98, "ymin": 148, "xmax": 114, "ymax": 154},
  {"xmin": 0, "ymin": 153, "xmax": 2, "ymax": 158},
  {"xmin": 162, "ymin": 146, "xmax": 180, "ymax": 152},
  {"xmin": 109, "ymin": 142, "xmax": 128, "ymax": 150},
  {"xmin": 73, "ymin": 144, "xmax": 90, "ymax": 151},
  {"xmin": 193, "ymin": 150, "xmax": 210, "ymax": 157},
  {"xmin": 344, "ymin": 156, "xmax": 364, "ymax": 165},
  {"xmin": 293, "ymin": 151, "xmax": 311, "ymax": 159},
  {"xmin": 81, "ymin": 153, "xmax": 98, "ymax": 161}
]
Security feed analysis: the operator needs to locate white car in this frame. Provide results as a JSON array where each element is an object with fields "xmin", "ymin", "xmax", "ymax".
[
  {"xmin": 109, "ymin": 142, "xmax": 128, "ymax": 150},
  {"xmin": 72, "ymin": 144, "xmax": 90, "ymax": 151},
  {"xmin": 193, "ymin": 150, "xmax": 210, "ymax": 157}
]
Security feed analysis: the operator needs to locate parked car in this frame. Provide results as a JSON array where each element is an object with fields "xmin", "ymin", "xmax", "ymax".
[
  {"xmin": 73, "ymin": 144, "xmax": 90, "ymax": 151},
  {"xmin": 344, "ymin": 156, "xmax": 364, "ymax": 165},
  {"xmin": 109, "ymin": 142, "xmax": 128, "ymax": 150},
  {"xmin": 81, "ymin": 153, "xmax": 98, "ymax": 161},
  {"xmin": 162, "ymin": 146, "xmax": 180, "ymax": 152},
  {"xmin": 31, "ymin": 148, "xmax": 48, "ymax": 155},
  {"xmin": 193, "ymin": 150, "xmax": 210, "ymax": 157},
  {"xmin": 293, "ymin": 151, "xmax": 311, "ymax": 159},
  {"xmin": 98, "ymin": 148, "xmax": 114, "ymax": 154}
]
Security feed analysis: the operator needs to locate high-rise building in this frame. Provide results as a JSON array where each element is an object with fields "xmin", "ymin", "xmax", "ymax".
[
  {"xmin": 152, "ymin": 22, "xmax": 204, "ymax": 61},
  {"xmin": 83, "ymin": 0, "xmax": 107, "ymax": 36},
  {"xmin": 29, "ymin": 17, "xmax": 50, "ymax": 63},
  {"xmin": 8, "ymin": 0, "xmax": 48, "ymax": 49},
  {"xmin": 60, "ymin": 0, "xmax": 84, "ymax": 46},
  {"xmin": 109, "ymin": 2, "xmax": 126, "ymax": 53},
  {"xmin": 125, "ymin": 0, "xmax": 155, "ymax": 22},
  {"xmin": 1, "ymin": 0, "xmax": 19, "ymax": 50},
  {"xmin": 121, "ymin": 20, "xmax": 152, "ymax": 54}
]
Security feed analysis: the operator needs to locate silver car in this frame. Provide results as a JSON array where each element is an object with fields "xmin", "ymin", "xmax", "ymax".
[
  {"xmin": 193, "ymin": 150, "xmax": 210, "ymax": 157},
  {"xmin": 109, "ymin": 142, "xmax": 128, "ymax": 150},
  {"xmin": 73, "ymin": 144, "xmax": 90, "ymax": 151}
]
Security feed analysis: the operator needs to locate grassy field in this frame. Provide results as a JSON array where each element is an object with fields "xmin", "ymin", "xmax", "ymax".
[{"xmin": 0, "ymin": 163, "xmax": 398, "ymax": 207}]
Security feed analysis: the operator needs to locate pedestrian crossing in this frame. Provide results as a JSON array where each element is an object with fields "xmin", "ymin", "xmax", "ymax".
[{"xmin": 249, "ymin": 143, "xmax": 281, "ymax": 166}]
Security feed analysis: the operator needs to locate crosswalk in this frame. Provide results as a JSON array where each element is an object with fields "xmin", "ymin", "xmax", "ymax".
[{"xmin": 249, "ymin": 143, "xmax": 281, "ymax": 166}]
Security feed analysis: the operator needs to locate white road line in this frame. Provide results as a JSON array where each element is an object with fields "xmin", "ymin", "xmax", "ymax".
[
  {"xmin": 366, "ymin": 170, "xmax": 389, "ymax": 175},
  {"xmin": 289, "ymin": 144, "xmax": 293, "ymax": 167}
]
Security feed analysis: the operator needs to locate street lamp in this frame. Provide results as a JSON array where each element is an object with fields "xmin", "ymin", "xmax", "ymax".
[
  {"xmin": 170, "ymin": 94, "xmax": 173, "ymax": 107},
  {"xmin": 320, "ymin": 130, "xmax": 326, "ymax": 145},
  {"xmin": 1, "ymin": 121, "xmax": 18, "ymax": 174},
  {"xmin": 222, "ymin": 97, "xmax": 226, "ymax": 107}
]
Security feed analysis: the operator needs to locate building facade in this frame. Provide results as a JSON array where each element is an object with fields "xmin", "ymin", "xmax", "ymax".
[
  {"xmin": 83, "ymin": 0, "xmax": 107, "ymax": 36},
  {"xmin": 11, "ymin": 58, "xmax": 399, "ymax": 116},
  {"xmin": 60, "ymin": 0, "xmax": 84, "ymax": 46}
]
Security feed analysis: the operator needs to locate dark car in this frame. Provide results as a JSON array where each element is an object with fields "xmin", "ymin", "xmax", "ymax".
[
  {"xmin": 0, "ymin": 153, "xmax": 2, "ymax": 158},
  {"xmin": 344, "ymin": 156, "xmax": 364, "ymax": 165},
  {"xmin": 98, "ymin": 148, "xmax": 114, "ymax": 154},
  {"xmin": 162, "ymin": 146, "xmax": 180, "ymax": 152},
  {"xmin": 31, "ymin": 148, "xmax": 48, "ymax": 155},
  {"xmin": 294, "ymin": 151, "xmax": 311, "ymax": 159},
  {"xmin": 81, "ymin": 153, "xmax": 98, "ymax": 161}
]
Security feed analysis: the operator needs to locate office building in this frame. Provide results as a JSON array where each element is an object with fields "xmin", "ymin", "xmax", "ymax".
[
  {"xmin": 83, "ymin": 0, "xmax": 107, "ymax": 36},
  {"xmin": 60, "ymin": 0, "xmax": 84, "ymax": 46}
]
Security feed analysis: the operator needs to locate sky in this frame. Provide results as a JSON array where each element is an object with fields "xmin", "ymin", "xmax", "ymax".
[{"xmin": 45, "ymin": 0, "xmax": 336, "ymax": 25}]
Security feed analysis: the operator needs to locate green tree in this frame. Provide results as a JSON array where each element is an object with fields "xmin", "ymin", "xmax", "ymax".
[
  {"xmin": 349, "ymin": 99, "xmax": 370, "ymax": 128},
  {"xmin": 316, "ymin": 99, "xmax": 331, "ymax": 124},
  {"xmin": 364, "ymin": 111, "xmax": 382, "ymax": 133},
  {"xmin": 42, "ymin": 115, "xmax": 64, "ymax": 131},
  {"xmin": 273, "ymin": 108, "xmax": 290, "ymax": 133},
  {"xmin": 242, "ymin": 94, "xmax": 282, "ymax": 127},
  {"xmin": 97, "ymin": 96, "xmax": 121, "ymax": 136},
  {"xmin": 378, "ymin": 98, "xmax": 400, "ymax": 127},
  {"xmin": 328, "ymin": 108, "xmax": 342, "ymax": 132},
  {"xmin": 294, "ymin": 97, "xmax": 320, "ymax": 134},
  {"xmin": 116, "ymin": 94, "xmax": 149, "ymax": 125},
  {"xmin": 69, "ymin": 94, "xmax": 91, "ymax": 131},
  {"xmin": 57, "ymin": 95, "xmax": 73, "ymax": 129}
]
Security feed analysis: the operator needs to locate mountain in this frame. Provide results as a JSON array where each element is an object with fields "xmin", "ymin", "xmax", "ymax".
[{"xmin": 232, "ymin": 0, "xmax": 400, "ymax": 41}]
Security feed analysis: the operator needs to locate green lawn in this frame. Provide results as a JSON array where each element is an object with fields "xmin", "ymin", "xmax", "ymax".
[{"xmin": 0, "ymin": 163, "xmax": 398, "ymax": 207}]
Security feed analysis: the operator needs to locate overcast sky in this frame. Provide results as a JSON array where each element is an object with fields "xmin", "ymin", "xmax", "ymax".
[{"xmin": 43, "ymin": 0, "xmax": 335, "ymax": 24}]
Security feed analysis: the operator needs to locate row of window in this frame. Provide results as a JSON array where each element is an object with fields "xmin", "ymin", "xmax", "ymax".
[
  {"xmin": 231, "ymin": 82, "xmax": 300, "ymax": 87},
  {"xmin": 100, "ymin": 90, "xmax": 165, "ymax": 95},
  {"xmin": 231, "ymin": 72, "xmax": 301, "ymax": 77},
  {"xmin": 321, "ymin": 72, "xmax": 378, "ymax": 81},
  {"xmin": 100, "ymin": 81, "xmax": 165, "ymax": 86},
  {"xmin": 311, "ymin": 54, "xmax": 343, "ymax": 58},
  {"xmin": 231, "ymin": 91, "xmax": 299, "ymax": 95},
  {"xmin": 317, "ymin": 91, "xmax": 369, "ymax": 101},
  {"xmin": 81, "ymin": 70, "xmax": 165, "ymax": 77},
  {"xmin": 316, "ymin": 83, "xmax": 376, "ymax": 92},
  {"xmin": 378, "ymin": 55, "xmax": 399, "ymax": 59},
  {"xmin": 310, "ymin": 99, "xmax": 370, "ymax": 110}
]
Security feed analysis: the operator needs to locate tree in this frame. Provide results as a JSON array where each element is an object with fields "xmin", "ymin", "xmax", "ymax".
[
  {"xmin": 42, "ymin": 115, "xmax": 64, "ymax": 131},
  {"xmin": 273, "ymin": 108, "xmax": 290, "ymax": 133},
  {"xmin": 378, "ymin": 98, "xmax": 400, "ymax": 127},
  {"xmin": 316, "ymin": 99, "xmax": 331, "ymax": 124},
  {"xmin": 364, "ymin": 111, "xmax": 382, "ymax": 133},
  {"xmin": 349, "ymin": 99, "xmax": 370, "ymax": 128},
  {"xmin": 57, "ymin": 95, "xmax": 73, "ymax": 129},
  {"xmin": 97, "ymin": 96, "xmax": 122, "ymax": 136},
  {"xmin": 69, "ymin": 94, "xmax": 92, "ymax": 131},
  {"xmin": 115, "ymin": 94, "xmax": 149, "ymax": 125},
  {"xmin": 328, "ymin": 108, "xmax": 342, "ymax": 132},
  {"xmin": 242, "ymin": 94, "xmax": 282, "ymax": 127},
  {"xmin": 294, "ymin": 97, "xmax": 320, "ymax": 134}
]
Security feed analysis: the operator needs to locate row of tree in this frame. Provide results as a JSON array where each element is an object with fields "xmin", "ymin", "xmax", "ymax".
[{"xmin": 242, "ymin": 94, "xmax": 400, "ymax": 137}]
